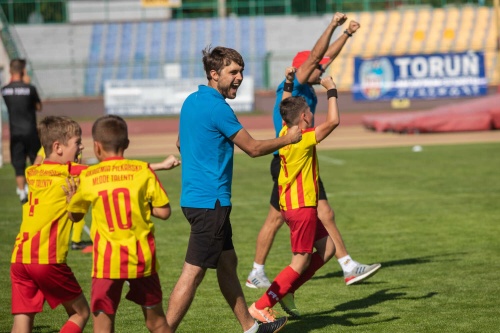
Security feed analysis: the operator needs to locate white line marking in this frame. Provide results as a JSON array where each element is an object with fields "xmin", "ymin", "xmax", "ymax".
[{"xmin": 318, "ymin": 155, "xmax": 345, "ymax": 165}]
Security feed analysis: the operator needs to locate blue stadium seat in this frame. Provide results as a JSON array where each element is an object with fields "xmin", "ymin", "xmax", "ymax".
[
  {"xmin": 210, "ymin": 18, "xmax": 222, "ymax": 47},
  {"xmin": 104, "ymin": 23, "xmax": 119, "ymax": 63},
  {"xmin": 135, "ymin": 22, "xmax": 148, "ymax": 62},
  {"xmin": 116, "ymin": 64, "xmax": 129, "ymax": 80},
  {"xmin": 84, "ymin": 66, "xmax": 99, "ymax": 96},
  {"xmin": 88, "ymin": 23, "xmax": 104, "ymax": 64},
  {"xmin": 119, "ymin": 22, "xmax": 133, "ymax": 63},
  {"xmin": 180, "ymin": 19, "xmax": 194, "ymax": 77},
  {"xmin": 150, "ymin": 21, "xmax": 163, "ymax": 63},
  {"xmin": 225, "ymin": 18, "xmax": 237, "ymax": 49},
  {"xmin": 132, "ymin": 64, "xmax": 145, "ymax": 79},
  {"xmin": 194, "ymin": 19, "xmax": 209, "ymax": 77},
  {"xmin": 164, "ymin": 20, "xmax": 177, "ymax": 63}
]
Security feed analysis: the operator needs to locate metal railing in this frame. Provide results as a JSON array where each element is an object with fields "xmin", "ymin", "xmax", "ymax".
[
  {"xmin": 0, "ymin": 6, "xmax": 43, "ymax": 94},
  {"xmin": 0, "ymin": 0, "xmax": 493, "ymax": 23}
]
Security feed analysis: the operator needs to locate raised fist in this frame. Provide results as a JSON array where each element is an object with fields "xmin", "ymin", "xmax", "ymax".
[
  {"xmin": 347, "ymin": 20, "xmax": 361, "ymax": 34},
  {"xmin": 332, "ymin": 12, "xmax": 347, "ymax": 26},
  {"xmin": 285, "ymin": 66, "xmax": 296, "ymax": 83},
  {"xmin": 320, "ymin": 76, "xmax": 336, "ymax": 90}
]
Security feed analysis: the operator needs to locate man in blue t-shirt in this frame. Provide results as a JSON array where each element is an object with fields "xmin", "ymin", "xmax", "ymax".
[
  {"xmin": 166, "ymin": 46, "xmax": 302, "ymax": 333},
  {"xmin": 246, "ymin": 13, "xmax": 381, "ymax": 310}
]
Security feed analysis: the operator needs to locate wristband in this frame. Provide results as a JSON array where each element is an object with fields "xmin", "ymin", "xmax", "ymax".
[
  {"xmin": 327, "ymin": 89, "xmax": 338, "ymax": 99},
  {"xmin": 344, "ymin": 29, "xmax": 353, "ymax": 37},
  {"xmin": 283, "ymin": 82, "xmax": 293, "ymax": 92}
]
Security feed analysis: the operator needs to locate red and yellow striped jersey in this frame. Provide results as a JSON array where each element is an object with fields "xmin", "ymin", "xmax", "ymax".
[
  {"xmin": 68, "ymin": 157, "xmax": 169, "ymax": 279},
  {"xmin": 11, "ymin": 162, "xmax": 88, "ymax": 264},
  {"xmin": 278, "ymin": 127, "xmax": 319, "ymax": 211}
]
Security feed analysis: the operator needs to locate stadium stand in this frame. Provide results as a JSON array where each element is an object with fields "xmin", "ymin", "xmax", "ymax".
[
  {"xmin": 8, "ymin": 6, "xmax": 497, "ymax": 98},
  {"xmin": 439, "ymin": 6, "xmax": 460, "ymax": 52},
  {"xmin": 393, "ymin": 9, "xmax": 416, "ymax": 55},
  {"xmin": 379, "ymin": 10, "xmax": 400, "ymax": 55},
  {"xmin": 363, "ymin": 11, "xmax": 386, "ymax": 57},
  {"xmin": 346, "ymin": 11, "xmax": 372, "ymax": 56},
  {"xmin": 423, "ymin": 8, "xmax": 445, "ymax": 53},
  {"xmin": 408, "ymin": 7, "xmax": 431, "ymax": 54}
]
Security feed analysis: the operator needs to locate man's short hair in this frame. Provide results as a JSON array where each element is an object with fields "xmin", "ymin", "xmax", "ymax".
[
  {"xmin": 9, "ymin": 59, "xmax": 26, "ymax": 74},
  {"xmin": 38, "ymin": 116, "xmax": 82, "ymax": 156},
  {"xmin": 92, "ymin": 115, "xmax": 129, "ymax": 153},
  {"xmin": 280, "ymin": 96, "xmax": 308, "ymax": 127},
  {"xmin": 202, "ymin": 46, "xmax": 245, "ymax": 80}
]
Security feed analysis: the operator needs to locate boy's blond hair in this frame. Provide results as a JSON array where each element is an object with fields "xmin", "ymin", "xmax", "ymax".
[{"xmin": 38, "ymin": 116, "xmax": 81, "ymax": 156}]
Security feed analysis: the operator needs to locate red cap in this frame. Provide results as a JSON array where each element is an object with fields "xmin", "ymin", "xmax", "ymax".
[{"xmin": 292, "ymin": 51, "xmax": 330, "ymax": 68}]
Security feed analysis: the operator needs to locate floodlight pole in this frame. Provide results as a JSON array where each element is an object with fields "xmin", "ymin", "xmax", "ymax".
[{"xmin": 218, "ymin": 0, "xmax": 227, "ymax": 17}]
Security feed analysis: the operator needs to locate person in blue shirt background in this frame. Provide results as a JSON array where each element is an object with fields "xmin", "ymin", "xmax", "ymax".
[{"xmin": 246, "ymin": 13, "xmax": 381, "ymax": 299}]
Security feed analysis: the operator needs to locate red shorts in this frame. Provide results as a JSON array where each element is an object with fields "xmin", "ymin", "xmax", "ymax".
[
  {"xmin": 10, "ymin": 263, "xmax": 82, "ymax": 314},
  {"xmin": 281, "ymin": 207, "xmax": 328, "ymax": 253},
  {"xmin": 91, "ymin": 273, "xmax": 163, "ymax": 314}
]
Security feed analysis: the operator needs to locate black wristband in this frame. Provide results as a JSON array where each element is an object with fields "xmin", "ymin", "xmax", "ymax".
[
  {"xmin": 283, "ymin": 82, "xmax": 293, "ymax": 92},
  {"xmin": 327, "ymin": 89, "xmax": 338, "ymax": 99},
  {"xmin": 344, "ymin": 29, "xmax": 353, "ymax": 37}
]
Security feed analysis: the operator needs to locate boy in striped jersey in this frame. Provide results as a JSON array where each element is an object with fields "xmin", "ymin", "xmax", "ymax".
[
  {"xmin": 67, "ymin": 115, "xmax": 175, "ymax": 333},
  {"xmin": 10, "ymin": 116, "xmax": 90, "ymax": 333},
  {"xmin": 249, "ymin": 69, "xmax": 340, "ymax": 322}
]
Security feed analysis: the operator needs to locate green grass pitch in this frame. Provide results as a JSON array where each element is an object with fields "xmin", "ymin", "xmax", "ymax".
[{"xmin": 0, "ymin": 142, "xmax": 499, "ymax": 332}]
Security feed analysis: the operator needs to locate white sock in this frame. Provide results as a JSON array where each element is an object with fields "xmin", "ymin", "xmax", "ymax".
[
  {"xmin": 244, "ymin": 321, "xmax": 259, "ymax": 333},
  {"xmin": 252, "ymin": 262, "xmax": 265, "ymax": 273},
  {"xmin": 338, "ymin": 255, "xmax": 358, "ymax": 273},
  {"xmin": 16, "ymin": 188, "xmax": 27, "ymax": 201}
]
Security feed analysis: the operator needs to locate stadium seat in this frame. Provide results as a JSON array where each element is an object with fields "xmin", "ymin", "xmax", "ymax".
[
  {"xmin": 363, "ymin": 10, "xmax": 386, "ymax": 57},
  {"xmin": 225, "ymin": 18, "xmax": 237, "ymax": 49},
  {"xmin": 164, "ymin": 20, "xmax": 178, "ymax": 63},
  {"xmin": 393, "ymin": 9, "xmax": 417, "ymax": 55},
  {"xmin": 470, "ymin": 7, "xmax": 492, "ymax": 50},
  {"xmin": 453, "ymin": 6, "xmax": 474, "ymax": 51},
  {"xmin": 409, "ymin": 8, "xmax": 431, "ymax": 54},
  {"xmin": 423, "ymin": 8, "xmax": 445, "ymax": 53},
  {"xmin": 150, "ymin": 21, "xmax": 163, "ymax": 61},
  {"xmin": 134, "ymin": 22, "xmax": 148, "ymax": 64},
  {"xmin": 438, "ymin": 7, "xmax": 460, "ymax": 52},
  {"xmin": 379, "ymin": 11, "xmax": 400, "ymax": 55}
]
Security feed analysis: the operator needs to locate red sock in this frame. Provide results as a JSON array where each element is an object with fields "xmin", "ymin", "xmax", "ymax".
[
  {"xmin": 60, "ymin": 320, "xmax": 82, "ymax": 333},
  {"xmin": 289, "ymin": 252, "xmax": 325, "ymax": 294},
  {"xmin": 255, "ymin": 266, "xmax": 300, "ymax": 309}
]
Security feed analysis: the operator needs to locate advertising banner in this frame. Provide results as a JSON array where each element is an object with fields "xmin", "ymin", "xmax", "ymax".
[
  {"xmin": 353, "ymin": 51, "xmax": 487, "ymax": 101},
  {"xmin": 104, "ymin": 77, "xmax": 254, "ymax": 116}
]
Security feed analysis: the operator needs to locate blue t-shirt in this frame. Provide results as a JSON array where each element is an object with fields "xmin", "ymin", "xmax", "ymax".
[
  {"xmin": 273, "ymin": 76, "xmax": 317, "ymax": 154},
  {"xmin": 179, "ymin": 85, "xmax": 243, "ymax": 209}
]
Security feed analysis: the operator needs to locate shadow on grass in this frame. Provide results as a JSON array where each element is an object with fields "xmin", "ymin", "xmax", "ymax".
[
  {"xmin": 0, "ymin": 326, "xmax": 59, "ymax": 333},
  {"xmin": 32, "ymin": 326, "xmax": 59, "ymax": 333},
  {"xmin": 284, "ymin": 288, "xmax": 438, "ymax": 332},
  {"xmin": 312, "ymin": 253, "xmax": 462, "ymax": 280},
  {"xmin": 284, "ymin": 312, "xmax": 398, "ymax": 332}
]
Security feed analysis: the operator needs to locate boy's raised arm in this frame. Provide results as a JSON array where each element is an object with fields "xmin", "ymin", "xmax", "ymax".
[{"xmin": 315, "ymin": 76, "xmax": 340, "ymax": 143}]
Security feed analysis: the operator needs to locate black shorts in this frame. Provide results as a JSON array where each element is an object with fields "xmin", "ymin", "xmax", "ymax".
[
  {"xmin": 10, "ymin": 133, "xmax": 41, "ymax": 176},
  {"xmin": 182, "ymin": 200, "xmax": 234, "ymax": 269},
  {"xmin": 269, "ymin": 155, "xmax": 327, "ymax": 210}
]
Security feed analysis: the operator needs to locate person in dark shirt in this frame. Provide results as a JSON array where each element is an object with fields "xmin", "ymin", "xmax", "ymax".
[{"xmin": 1, "ymin": 59, "xmax": 42, "ymax": 203}]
